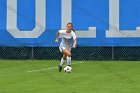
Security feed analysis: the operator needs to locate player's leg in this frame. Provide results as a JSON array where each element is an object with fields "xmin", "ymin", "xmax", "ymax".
[
  {"xmin": 58, "ymin": 47, "xmax": 67, "ymax": 72},
  {"xmin": 63, "ymin": 48, "xmax": 72, "ymax": 66},
  {"xmin": 59, "ymin": 54, "xmax": 67, "ymax": 67}
]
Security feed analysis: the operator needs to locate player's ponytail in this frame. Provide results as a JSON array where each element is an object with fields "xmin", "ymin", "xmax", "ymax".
[{"xmin": 72, "ymin": 29, "xmax": 76, "ymax": 34}]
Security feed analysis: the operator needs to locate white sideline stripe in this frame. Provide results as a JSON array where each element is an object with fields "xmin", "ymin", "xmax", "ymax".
[{"xmin": 27, "ymin": 62, "xmax": 83, "ymax": 73}]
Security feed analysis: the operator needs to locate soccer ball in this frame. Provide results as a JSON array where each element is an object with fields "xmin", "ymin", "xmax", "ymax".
[{"xmin": 64, "ymin": 66, "xmax": 72, "ymax": 73}]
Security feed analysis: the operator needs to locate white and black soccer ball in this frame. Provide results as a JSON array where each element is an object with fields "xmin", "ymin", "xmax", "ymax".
[{"xmin": 64, "ymin": 66, "xmax": 72, "ymax": 73}]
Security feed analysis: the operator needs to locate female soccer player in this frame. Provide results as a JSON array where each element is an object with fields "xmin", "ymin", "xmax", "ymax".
[{"xmin": 55, "ymin": 23, "xmax": 77, "ymax": 72}]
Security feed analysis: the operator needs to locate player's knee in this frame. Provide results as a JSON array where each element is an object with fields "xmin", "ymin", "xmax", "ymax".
[{"xmin": 67, "ymin": 52, "xmax": 71, "ymax": 57}]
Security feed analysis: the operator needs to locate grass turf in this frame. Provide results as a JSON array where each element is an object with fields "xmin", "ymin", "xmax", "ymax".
[{"xmin": 0, "ymin": 60, "xmax": 140, "ymax": 93}]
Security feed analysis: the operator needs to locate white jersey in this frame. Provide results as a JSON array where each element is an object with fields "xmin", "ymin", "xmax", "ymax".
[{"xmin": 59, "ymin": 30, "xmax": 76, "ymax": 50}]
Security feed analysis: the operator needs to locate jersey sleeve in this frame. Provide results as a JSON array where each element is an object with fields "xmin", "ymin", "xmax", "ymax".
[
  {"xmin": 58, "ymin": 30, "xmax": 65, "ymax": 34},
  {"xmin": 72, "ymin": 31, "xmax": 77, "ymax": 39}
]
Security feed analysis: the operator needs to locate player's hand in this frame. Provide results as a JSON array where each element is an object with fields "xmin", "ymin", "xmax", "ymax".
[
  {"xmin": 55, "ymin": 39, "xmax": 59, "ymax": 43},
  {"xmin": 73, "ymin": 44, "xmax": 76, "ymax": 48}
]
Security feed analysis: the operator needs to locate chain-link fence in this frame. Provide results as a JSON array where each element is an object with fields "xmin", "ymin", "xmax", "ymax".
[{"xmin": 0, "ymin": 47, "xmax": 140, "ymax": 61}]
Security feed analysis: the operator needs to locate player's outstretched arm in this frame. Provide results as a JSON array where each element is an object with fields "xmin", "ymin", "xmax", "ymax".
[
  {"xmin": 73, "ymin": 38, "xmax": 77, "ymax": 48},
  {"xmin": 55, "ymin": 32, "xmax": 60, "ymax": 43}
]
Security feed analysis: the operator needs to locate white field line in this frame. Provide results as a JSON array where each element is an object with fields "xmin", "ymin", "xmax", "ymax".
[{"xmin": 27, "ymin": 61, "xmax": 84, "ymax": 73}]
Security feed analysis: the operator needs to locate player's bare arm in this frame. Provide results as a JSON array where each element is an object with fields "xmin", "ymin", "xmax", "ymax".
[
  {"xmin": 55, "ymin": 32, "xmax": 60, "ymax": 43},
  {"xmin": 73, "ymin": 38, "xmax": 77, "ymax": 48}
]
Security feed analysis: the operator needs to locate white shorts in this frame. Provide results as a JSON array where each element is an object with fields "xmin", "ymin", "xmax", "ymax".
[{"xmin": 59, "ymin": 46, "xmax": 71, "ymax": 53}]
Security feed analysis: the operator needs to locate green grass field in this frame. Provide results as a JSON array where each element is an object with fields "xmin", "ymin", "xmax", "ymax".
[{"xmin": 0, "ymin": 60, "xmax": 140, "ymax": 93}]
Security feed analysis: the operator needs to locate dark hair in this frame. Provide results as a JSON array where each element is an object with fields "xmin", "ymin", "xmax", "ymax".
[
  {"xmin": 67, "ymin": 23, "xmax": 75, "ymax": 33},
  {"xmin": 67, "ymin": 23, "xmax": 73, "ymax": 27}
]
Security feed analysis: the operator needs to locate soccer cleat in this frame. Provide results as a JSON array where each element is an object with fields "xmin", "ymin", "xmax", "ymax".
[{"xmin": 58, "ymin": 65, "xmax": 62, "ymax": 72}]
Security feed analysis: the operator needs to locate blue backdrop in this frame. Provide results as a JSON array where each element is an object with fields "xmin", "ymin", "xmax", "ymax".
[{"xmin": 0, "ymin": 0, "xmax": 140, "ymax": 46}]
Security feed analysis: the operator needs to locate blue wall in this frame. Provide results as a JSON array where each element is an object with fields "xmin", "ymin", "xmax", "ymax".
[{"xmin": 0, "ymin": 0, "xmax": 140, "ymax": 46}]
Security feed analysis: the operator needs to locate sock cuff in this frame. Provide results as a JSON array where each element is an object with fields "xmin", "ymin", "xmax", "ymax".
[
  {"xmin": 67, "ymin": 56, "xmax": 71, "ymax": 58},
  {"xmin": 62, "ymin": 58, "xmax": 66, "ymax": 61},
  {"xmin": 67, "ymin": 56, "xmax": 71, "ymax": 60}
]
